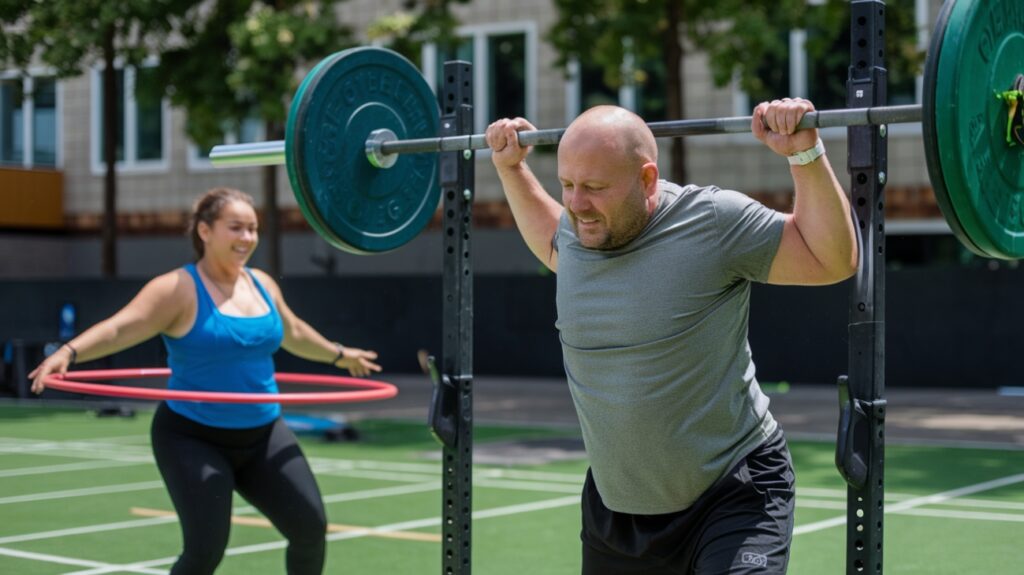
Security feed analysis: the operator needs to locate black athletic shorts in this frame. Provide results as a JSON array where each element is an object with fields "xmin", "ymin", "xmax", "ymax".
[{"xmin": 581, "ymin": 429, "xmax": 795, "ymax": 574}]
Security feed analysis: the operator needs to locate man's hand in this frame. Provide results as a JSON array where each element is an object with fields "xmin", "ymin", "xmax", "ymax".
[
  {"xmin": 486, "ymin": 117, "xmax": 537, "ymax": 169},
  {"xmin": 751, "ymin": 98, "xmax": 820, "ymax": 158}
]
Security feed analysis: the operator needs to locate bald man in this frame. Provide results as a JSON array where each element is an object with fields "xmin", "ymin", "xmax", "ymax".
[{"xmin": 486, "ymin": 101, "xmax": 856, "ymax": 574}]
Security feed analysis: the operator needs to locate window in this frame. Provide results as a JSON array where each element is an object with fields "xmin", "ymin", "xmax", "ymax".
[
  {"xmin": 0, "ymin": 74, "xmax": 59, "ymax": 168},
  {"xmin": 738, "ymin": 0, "xmax": 920, "ymax": 114},
  {"xmin": 90, "ymin": 63, "xmax": 169, "ymax": 172},
  {"xmin": 423, "ymin": 22, "xmax": 536, "ymax": 133},
  {"xmin": 566, "ymin": 43, "xmax": 666, "ymax": 121}
]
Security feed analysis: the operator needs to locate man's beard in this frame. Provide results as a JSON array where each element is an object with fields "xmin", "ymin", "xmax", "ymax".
[{"xmin": 571, "ymin": 186, "xmax": 649, "ymax": 250}]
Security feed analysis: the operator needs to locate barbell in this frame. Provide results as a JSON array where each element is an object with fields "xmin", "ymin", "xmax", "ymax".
[{"xmin": 210, "ymin": 0, "xmax": 1023, "ymax": 259}]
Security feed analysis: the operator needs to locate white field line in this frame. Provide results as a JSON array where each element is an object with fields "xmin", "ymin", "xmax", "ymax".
[
  {"xmin": 0, "ymin": 481, "xmax": 165, "ymax": 505},
  {"xmin": 893, "ymin": 507, "xmax": 1024, "ymax": 523},
  {"xmin": 0, "ymin": 439, "xmax": 151, "ymax": 457},
  {"xmin": 794, "ymin": 472, "xmax": 1024, "ymax": 535},
  {"xmin": 61, "ymin": 495, "xmax": 582, "ymax": 575},
  {"xmin": 0, "ymin": 482, "xmax": 440, "ymax": 547},
  {"xmin": 0, "ymin": 460, "xmax": 147, "ymax": 478},
  {"xmin": 0, "ymin": 517, "xmax": 180, "ymax": 546},
  {"xmin": 0, "ymin": 546, "xmax": 167, "ymax": 575},
  {"xmin": 0, "ymin": 447, "xmax": 152, "ymax": 461},
  {"xmin": 797, "ymin": 498, "xmax": 1024, "ymax": 522},
  {"xmin": 0, "ymin": 435, "xmax": 150, "ymax": 448},
  {"xmin": 798, "ymin": 487, "xmax": 1024, "ymax": 511},
  {"xmin": 310, "ymin": 458, "xmax": 583, "ymax": 483}
]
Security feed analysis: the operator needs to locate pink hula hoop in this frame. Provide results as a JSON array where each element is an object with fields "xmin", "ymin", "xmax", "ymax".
[{"xmin": 43, "ymin": 368, "xmax": 398, "ymax": 405}]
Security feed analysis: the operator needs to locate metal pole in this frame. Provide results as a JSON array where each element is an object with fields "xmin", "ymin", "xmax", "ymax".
[
  {"xmin": 437, "ymin": 59, "xmax": 475, "ymax": 575},
  {"xmin": 837, "ymin": 2, "xmax": 887, "ymax": 574},
  {"xmin": 209, "ymin": 104, "xmax": 923, "ymax": 169}
]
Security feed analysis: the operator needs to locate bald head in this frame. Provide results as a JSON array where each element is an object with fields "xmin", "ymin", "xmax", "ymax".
[{"xmin": 559, "ymin": 105, "xmax": 658, "ymax": 167}]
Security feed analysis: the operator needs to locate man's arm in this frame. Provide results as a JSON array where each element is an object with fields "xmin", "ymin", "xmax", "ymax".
[
  {"xmin": 752, "ymin": 99, "xmax": 859, "ymax": 285},
  {"xmin": 486, "ymin": 118, "xmax": 563, "ymax": 273}
]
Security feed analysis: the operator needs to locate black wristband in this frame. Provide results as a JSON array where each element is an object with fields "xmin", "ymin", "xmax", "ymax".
[
  {"xmin": 331, "ymin": 342, "xmax": 345, "ymax": 365},
  {"xmin": 63, "ymin": 343, "xmax": 78, "ymax": 365}
]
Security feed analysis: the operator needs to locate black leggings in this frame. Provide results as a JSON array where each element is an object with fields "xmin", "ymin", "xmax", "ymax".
[{"xmin": 151, "ymin": 402, "xmax": 327, "ymax": 574}]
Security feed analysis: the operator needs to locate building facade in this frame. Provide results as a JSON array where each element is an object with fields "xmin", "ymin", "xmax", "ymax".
[{"xmin": 0, "ymin": 0, "xmax": 955, "ymax": 279}]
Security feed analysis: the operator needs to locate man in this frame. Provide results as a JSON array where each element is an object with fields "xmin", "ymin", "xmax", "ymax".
[{"xmin": 485, "ymin": 99, "xmax": 857, "ymax": 574}]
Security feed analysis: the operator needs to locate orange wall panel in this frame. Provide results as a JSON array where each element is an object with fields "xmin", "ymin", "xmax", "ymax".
[{"xmin": 0, "ymin": 167, "xmax": 64, "ymax": 228}]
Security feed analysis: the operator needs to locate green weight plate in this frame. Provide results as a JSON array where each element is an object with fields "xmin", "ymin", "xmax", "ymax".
[
  {"xmin": 285, "ymin": 47, "xmax": 440, "ymax": 254},
  {"xmin": 923, "ymin": 0, "xmax": 1024, "ymax": 260}
]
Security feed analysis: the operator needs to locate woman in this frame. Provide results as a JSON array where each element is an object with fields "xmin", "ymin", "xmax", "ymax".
[{"xmin": 29, "ymin": 187, "xmax": 381, "ymax": 574}]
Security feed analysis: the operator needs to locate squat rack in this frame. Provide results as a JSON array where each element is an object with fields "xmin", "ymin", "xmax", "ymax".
[{"xmin": 425, "ymin": 3, "xmax": 890, "ymax": 574}]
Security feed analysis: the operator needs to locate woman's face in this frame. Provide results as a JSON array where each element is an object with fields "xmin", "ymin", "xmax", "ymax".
[{"xmin": 199, "ymin": 199, "xmax": 259, "ymax": 266}]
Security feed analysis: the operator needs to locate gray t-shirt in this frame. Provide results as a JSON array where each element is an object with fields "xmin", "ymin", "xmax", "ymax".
[{"xmin": 554, "ymin": 180, "xmax": 786, "ymax": 514}]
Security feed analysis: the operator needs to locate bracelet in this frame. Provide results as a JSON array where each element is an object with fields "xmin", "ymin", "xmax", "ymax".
[
  {"xmin": 63, "ymin": 343, "xmax": 78, "ymax": 365},
  {"xmin": 787, "ymin": 138, "xmax": 826, "ymax": 166},
  {"xmin": 331, "ymin": 342, "xmax": 345, "ymax": 366}
]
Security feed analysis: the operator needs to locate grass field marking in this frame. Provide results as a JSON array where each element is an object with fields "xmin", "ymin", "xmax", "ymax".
[
  {"xmin": 471, "ymin": 495, "xmax": 581, "ymax": 520},
  {"xmin": 883, "ymin": 472, "xmax": 1024, "ymax": 514},
  {"xmin": 0, "ymin": 480, "xmax": 164, "ymax": 505},
  {"xmin": 474, "ymin": 477, "xmax": 582, "ymax": 494},
  {"xmin": 94, "ymin": 494, "xmax": 583, "ymax": 572},
  {"xmin": 895, "ymin": 507, "xmax": 1024, "ymax": 523},
  {"xmin": 130, "ymin": 507, "xmax": 442, "ymax": 543},
  {"xmin": 797, "ymin": 498, "xmax": 1024, "ymax": 522},
  {"xmin": 309, "ymin": 457, "xmax": 584, "ymax": 484},
  {"xmin": 307, "ymin": 457, "xmax": 439, "ymax": 474},
  {"xmin": 0, "ymin": 545, "xmax": 167, "ymax": 574},
  {"xmin": 325, "ymin": 494, "xmax": 582, "ymax": 542},
  {"xmin": 59, "ymin": 554, "xmax": 179, "ymax": 575},
  {"xmin": 475, "ymin": 468, "xmax": 584, "ymax": 483},
  {"xmin": 794, "ymin": 472, "xmax": 1024, "ymax": 536},
  {"xmin": 799, "ymin": 487, "xmax": 1024, "ymax": 512},
  {"xmin": 0, "ymin": 516, "xmax": 178, "ymax": 546},
  {"xmin": 313, "ymin": 466, "xmax": 440, "ymax": 483},
  {"xmin": 319, "ymin": 481, "xmax": 441, "ymax": 505},
  {"xmin": 796, "ymin": 499, "xmax": 848, "ymax": 511},
  {"xmin": 313, "ymin": 466, "xmax": 585, "ymax": 496},
  {"xmin": 0, "ymin": 459, "xmax": 146, "ymax": 478},
  {"xmin": 0, "ymin": 481, "xmax": 440, "ymax": 549},
  {"xmin": 0, "ymin": 445, "xmax": 152, "ymax": 462},
  {"xmin": 0, "ymin": 434, "xmax": 149, "ymax": 445},
  {"xmin": 0, "ymin": 436, "xmax": 152, "ymax": 454}
]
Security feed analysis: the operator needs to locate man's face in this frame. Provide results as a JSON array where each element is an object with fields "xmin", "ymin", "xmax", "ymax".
[{"xmin": 558, "ymin": 141, "xmax": 653, "ymax": 250}]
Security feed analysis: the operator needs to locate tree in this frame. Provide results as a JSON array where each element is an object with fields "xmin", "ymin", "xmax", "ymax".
[
  {"xmin": 1, "ymin": 0, "xmax": 195, "ymax": 277},
  {"xmin": 549, "ymin": 0, "xmax": 923, "ymax": 184},
  {"xmin": 366, "ymin": 0, "xmax": 471, "ymax": 63},
  {"xmin": 146, "ymin": 0, "xmax": 353, "ymax": 277}
]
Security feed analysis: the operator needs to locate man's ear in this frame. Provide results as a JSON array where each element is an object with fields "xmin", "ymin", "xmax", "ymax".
[{"xmin": 641, "ymin": 162, "xmax": 659, "ymax": 198}]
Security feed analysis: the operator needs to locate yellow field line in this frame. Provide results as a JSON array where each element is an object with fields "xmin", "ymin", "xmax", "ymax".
[{"xmin": 130, "ymin": 507, "xmax": 440, "ymax": 543}]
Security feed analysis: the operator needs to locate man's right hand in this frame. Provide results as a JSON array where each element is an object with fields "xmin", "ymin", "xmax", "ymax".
[{"xmin": 486, "ymin": 117, "xmax": 536, "ymax": 169}]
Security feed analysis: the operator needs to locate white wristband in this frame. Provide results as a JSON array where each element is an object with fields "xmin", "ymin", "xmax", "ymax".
[{"xmin": 787, "ymin": 138, "xmax": 826, "ymax": 166}]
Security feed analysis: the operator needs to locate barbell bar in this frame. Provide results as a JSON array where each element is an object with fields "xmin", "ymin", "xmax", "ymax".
[
  {"xmin": 210, "ymin": 104, "xmax": 925, "ymax": 169},
  {"xmin": 207, "ymin": 0, "xmax": 1022, "ymax": 259}
]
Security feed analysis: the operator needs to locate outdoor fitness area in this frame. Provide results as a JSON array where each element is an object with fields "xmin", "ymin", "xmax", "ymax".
[
  {"xmin": 1, "ymin": 380, "xmax": 1023, "ymax": 574},
  {"xmin": 1, "ymin": 0, "xmax": 1023, "ymax": 573}
]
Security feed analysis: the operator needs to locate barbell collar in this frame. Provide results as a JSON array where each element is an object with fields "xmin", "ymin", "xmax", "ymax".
[{"xmin": 211, "ymin": 104, "xmax": 923, "ymax": 169}]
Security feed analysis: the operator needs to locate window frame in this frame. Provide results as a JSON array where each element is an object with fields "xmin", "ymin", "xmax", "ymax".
[
  {"xmin": 0, "ymin": 68, "xmax": 63, "ymax": 169},
  {"xmin": 89, "ymin": 58, "xmax": 171, "ymax": 175},
  {"xmin": 421, "ymin": 20, "xmax": 538, "ymax": 135}
]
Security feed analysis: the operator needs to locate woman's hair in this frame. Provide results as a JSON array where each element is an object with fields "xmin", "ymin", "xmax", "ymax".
[{"xmin": 188, "ymin": 187, "xmax": 256, "ymax": 260}]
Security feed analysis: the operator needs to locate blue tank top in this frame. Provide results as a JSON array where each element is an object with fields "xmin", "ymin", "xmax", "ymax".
[{"xmin": 161, "ymin": 263, "xmax": 284, "ymax": 428}]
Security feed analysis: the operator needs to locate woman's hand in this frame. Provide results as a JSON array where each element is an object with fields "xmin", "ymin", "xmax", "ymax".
[
  {"xmin": 335, "ymin": 346, "xmax": 382, "ymax": 378},
  {"xmin": 28, "ymin": 344, "xmax": 75, "ymax": 394}
]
